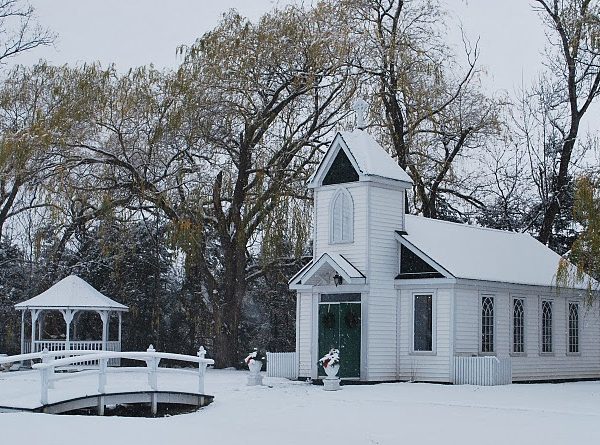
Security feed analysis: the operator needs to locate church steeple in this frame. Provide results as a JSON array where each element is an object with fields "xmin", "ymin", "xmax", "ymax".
[{"xmin": 307, "ymin": 131, "xmax": 412, "ymax": 189}]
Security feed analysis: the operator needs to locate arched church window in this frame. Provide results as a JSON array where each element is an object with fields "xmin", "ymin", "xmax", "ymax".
[{"xmin": 330, "ymin": 188, "xmax": 353, "ymax": 243}]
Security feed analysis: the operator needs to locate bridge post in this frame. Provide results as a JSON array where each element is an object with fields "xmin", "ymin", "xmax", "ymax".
[
  {"xmin": 41, "ymin": 348, "xmax": 54, "ymax": 389},
  {"xmin": 40, "ymin": 368, "xmax": 49, "ymax": 405},
  {"xmin": 98, "ymin": 358, "xmax": 108, "ymax": 393},
  {"xmin": 150, "ymin": 393, "xmax": 158, "ymax": 417},
  {"xmin": 146, "ymin": 345, "xmax": 158, "ymax": 391},
  {"xmin": 98, "ymin": 395, "xmax": 105, "ymax": 416},
  {"xmin": 198, "ymin": 346, "xmax": 207, "ymax": 394}
]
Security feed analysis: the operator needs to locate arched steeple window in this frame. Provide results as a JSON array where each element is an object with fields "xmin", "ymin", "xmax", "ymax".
[{"xmin": 330, "ymin": 188, "xmax": 353, "ymax": 243}]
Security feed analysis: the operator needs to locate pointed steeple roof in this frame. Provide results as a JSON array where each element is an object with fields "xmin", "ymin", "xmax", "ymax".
[{"xmin": 308, "ymin": 130, "xmax": 412, "ymax": 188}]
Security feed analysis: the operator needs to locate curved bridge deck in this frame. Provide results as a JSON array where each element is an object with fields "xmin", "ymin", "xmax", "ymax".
[
  {"xmin": 0, "ymin": 390, "xmax": 213, "ymax": 415},
  {"xmin": 0, "ymin": 368, "xmax": 214, "ymax": 415}
]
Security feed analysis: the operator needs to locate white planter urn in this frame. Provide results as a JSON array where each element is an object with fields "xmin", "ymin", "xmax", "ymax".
[
  {"xmin": 323, "ymin": 363, "xmax": 341, "ymax": 391},
  {"xmin": 247, "ymin": 359, "xmax": 263, "ymax": 386},
  {"xmin": 323, "ymin": 363, "xmax": 339, "ymax": 379}
]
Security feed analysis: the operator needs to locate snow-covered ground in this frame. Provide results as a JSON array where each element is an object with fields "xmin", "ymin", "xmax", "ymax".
[{"xmin": 1, "ymin": 368, "xmax": 600, "ymax": 445}]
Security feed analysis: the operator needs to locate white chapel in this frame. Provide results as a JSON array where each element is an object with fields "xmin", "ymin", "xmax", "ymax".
[{"xmin": 289, "ymin": 109, "xmax": 599, "ymax": 383}]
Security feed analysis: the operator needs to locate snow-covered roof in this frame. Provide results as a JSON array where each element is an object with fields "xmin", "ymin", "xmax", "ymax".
[
  {"xmin": 14, "ymin": 275, "xmax": 128, "ymax": 311},
  {"xmin": 289, "ymin": 253, "xmax": 365, "ymax": 288},
  {"xmin": 338, "ymin": 131, "xmax": 413, "ymax": 183},
  {"xmin": 401, "ymin": 215, "xmax": 591, "ymax": 289},
  {"xmin": 308, "ymin": 130, "xmax": 413, "ymax": 187}
]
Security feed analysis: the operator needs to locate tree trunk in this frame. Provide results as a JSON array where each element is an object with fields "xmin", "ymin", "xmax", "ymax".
[
  {"xmin": 537, "ymin": 127, "xmax": 578, "ymax": 245},
  {"xmin": 212, "ymin": 268, "xmax": 246, "ymax": 368}
]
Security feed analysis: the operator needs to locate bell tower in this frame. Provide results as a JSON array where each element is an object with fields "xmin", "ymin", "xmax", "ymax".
[{"xmin": 306, "ymin": 100, "xmax": 413, "ymax": 276}]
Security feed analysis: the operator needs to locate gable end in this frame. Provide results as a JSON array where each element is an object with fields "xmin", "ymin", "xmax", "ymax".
[
  {"xmin": 397, "ymin": 244, "xmax": 444, "ymax": 279},
  {"xmin": 322, "ymin": 148, "xmax": 359, "ymax": 186}
]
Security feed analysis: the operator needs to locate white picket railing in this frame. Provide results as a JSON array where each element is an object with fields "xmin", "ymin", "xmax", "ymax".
[
  {"xmin": 24, "ymin": 341, "xmax": 122, "ymax": 366},
  {"xmin": 266, "ymin": 352, "xmax": 298, "ymax": 380},
  {"xmin": 453, "ymin": 356, "xmax": 512, "ymax": 385}
]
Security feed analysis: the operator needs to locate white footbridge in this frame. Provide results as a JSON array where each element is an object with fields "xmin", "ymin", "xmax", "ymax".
[{"xmin": 0, "ymin": 346, "xmax": 214, "ymax": 416}]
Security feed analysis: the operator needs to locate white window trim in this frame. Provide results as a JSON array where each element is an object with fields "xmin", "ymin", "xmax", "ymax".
[
  {"xmin": 509, "ymin": 295, "xmax": 527, "ymax": 357},
  {"xmin": 539, "ymin": 297, "xmax": 554, "ymax": 356},
  {"xmin": 329, "ymin": 187, "xmax": 354, "ymax": 245},
  {"xmin": 410, "ymin": 291, "xmax": 437, "ymax": 356},
  {"xmin": 478, "ymin": 293, "xmax": 496, "ymax": 356},
  {"xmin": 566, "ymin": 299, "xmax": 581, "ymax": 357}
]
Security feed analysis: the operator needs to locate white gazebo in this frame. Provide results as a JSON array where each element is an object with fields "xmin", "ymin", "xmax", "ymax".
[{"xmin": 14, "ymin": 275, "xmax": 128, "ymax": 355}]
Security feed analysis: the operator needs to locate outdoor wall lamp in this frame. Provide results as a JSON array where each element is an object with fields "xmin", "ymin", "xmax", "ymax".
[{"xmin": 333, "ymin": 273, "xmax": 343, "ymax": 287}]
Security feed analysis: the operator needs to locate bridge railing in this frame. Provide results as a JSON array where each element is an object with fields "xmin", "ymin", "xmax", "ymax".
[
  {"xmin": 24, "ymin": 345, "xmax": 214, "ymax": 405},
  {"xmin": 0, "ymin": 349, "xmax": 100, "ymax": 365}
]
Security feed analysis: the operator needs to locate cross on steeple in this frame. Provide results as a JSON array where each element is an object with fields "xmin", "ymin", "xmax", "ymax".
[{"xmin": 352, "ymin": 98, "xmax": 368, "ymax": 130}]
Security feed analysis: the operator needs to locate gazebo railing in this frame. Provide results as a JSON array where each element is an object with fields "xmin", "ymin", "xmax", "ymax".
[{"xmin": 24, "ymin": 340, "xmax": 122, "ymax": 366}]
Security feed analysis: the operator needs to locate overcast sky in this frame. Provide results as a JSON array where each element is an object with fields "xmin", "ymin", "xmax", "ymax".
[{"xmin": 11, "ymin": 0, "xmax": 549, "ymax": 98}]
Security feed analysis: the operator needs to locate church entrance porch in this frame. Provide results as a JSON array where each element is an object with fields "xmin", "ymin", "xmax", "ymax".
[{"xmin": 318, "ymin": 293, "xmax": 361, "ymax": 379}]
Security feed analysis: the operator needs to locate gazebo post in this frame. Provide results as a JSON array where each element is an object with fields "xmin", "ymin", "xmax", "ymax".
[
  {"xmin": 118, "ymin": 312, "xmax": 122, "ymax": 350},
  {"xmin": 99, "ymin": 310, "xmax": 109, "ymax": 351},
  {"xmin": 60, "ymin": 309, "xmax": 75, "ymax": 351},
  {"xmin": 20, "ymin": 310, "xmax": 25, "ymax": 354},
  {"xmin": 38, "ymin": 311, "xmax": 44, "ymax": 341},
  {"xmin": 30, "ymin": 309, "xmax": 40, "ymax": 353},
  {"xmin": 73, "ymin": 312, "xmax": 79, "ymax": 340}
]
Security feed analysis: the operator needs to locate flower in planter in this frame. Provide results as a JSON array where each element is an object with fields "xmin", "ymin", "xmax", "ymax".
[
  {"xmin": 244, "ymin": 348, "xmax": 266, "ymax": 365},
  {"xmin": 318, "ymin": 348, "xmax": 340, "ymax": 369}
]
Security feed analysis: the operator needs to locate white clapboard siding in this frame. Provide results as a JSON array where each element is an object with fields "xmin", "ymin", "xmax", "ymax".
[
  {"xmin": 454, "ymin": 283, "xmax": 600, "ymax": 381},
  {"xmin": 266, "ymin": 352, "xmax": 298, "ymax": 379},
  {"xmin": 397, "ymin": 285, "xmax": 453, "ymax": 382},
  {"xmin": 297, "ymin": 293, "xmax": 313, "ymax": 378},
  {"xmin": 366, "ymin": 184, "xmax": 405, "ymax": 380},
  {"xmin": 454, "ymin": 356, "xmax": 512, "ymax": 385}
]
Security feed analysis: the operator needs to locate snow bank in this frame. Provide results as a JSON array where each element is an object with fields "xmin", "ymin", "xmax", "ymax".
[{"xmin": 1, "ymin": 369, "xmax": 599, "ymax": 444}]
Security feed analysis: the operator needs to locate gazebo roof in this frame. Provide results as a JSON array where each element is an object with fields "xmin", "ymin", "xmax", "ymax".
[{"xmin": 14, "ymin": 275, "xmax": 128, "ymax": 312}]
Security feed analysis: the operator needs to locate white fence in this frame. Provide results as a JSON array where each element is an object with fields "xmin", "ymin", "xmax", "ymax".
[
  {"xmin": 453, "ymin": 356, "xmax": 512, "ymax": 385},
  {"xmin": 266, "ymin": 352, "xmax": 298, "ymax": 380}
]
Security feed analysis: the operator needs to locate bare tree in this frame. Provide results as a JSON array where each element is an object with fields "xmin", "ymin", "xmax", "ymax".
[
  {"xmin": 531, "ymin": 0, "xmax": 600, "ymax": 244},
  {"xmin": 348, "ymin": 0, "xmax": 500, "ymax": 218},
  {"xmin": 0, "ymin": 0, "xmax": 54, "ymax": 65}
]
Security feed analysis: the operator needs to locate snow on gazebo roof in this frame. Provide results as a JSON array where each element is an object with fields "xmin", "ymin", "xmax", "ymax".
[{"xmin": 14, "ymin": 275, "xmax": 128, "ymax": 311}]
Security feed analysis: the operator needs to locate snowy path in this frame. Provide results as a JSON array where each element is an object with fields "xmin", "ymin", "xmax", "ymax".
[{"xmin": 1, "ymin": 369, "xmax": 600, "ymax": 444}]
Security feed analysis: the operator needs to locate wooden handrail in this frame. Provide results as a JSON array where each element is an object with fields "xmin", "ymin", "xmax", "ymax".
[
  {"xmin": 32, "ymin": 351, "xmax": 213, "ymax": 369},
  {"xmin": 0, "ymin": 350, "xmax": 101, "ymax": 364}
]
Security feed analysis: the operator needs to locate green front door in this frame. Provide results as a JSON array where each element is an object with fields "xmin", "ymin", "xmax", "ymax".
[{"xmin": 318, "ymin": 302, "xmax": 361, "ymax": 378}]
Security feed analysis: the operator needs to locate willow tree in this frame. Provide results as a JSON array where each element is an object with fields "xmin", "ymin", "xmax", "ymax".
[
  {"xmin": 0, "ymin": 1, "xmax": 55, "ymax": 236},
  {"xmin": 347, "ymin": 0, "xmax": 500, "ymax": 218},
  {"xmin": 62, "ymin": 3, "xmax": 355, "ymax": 366},
  {"xmin": 176, "ymin": 4, "xmax": 355, "ymax": 365},
  {"xmin": 0, "ymin": 64, "xmax": 67, "ymax": 238},
  {"xmin": 557, "ymin": 174, "xmax": 600, "ymax": 297}
]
